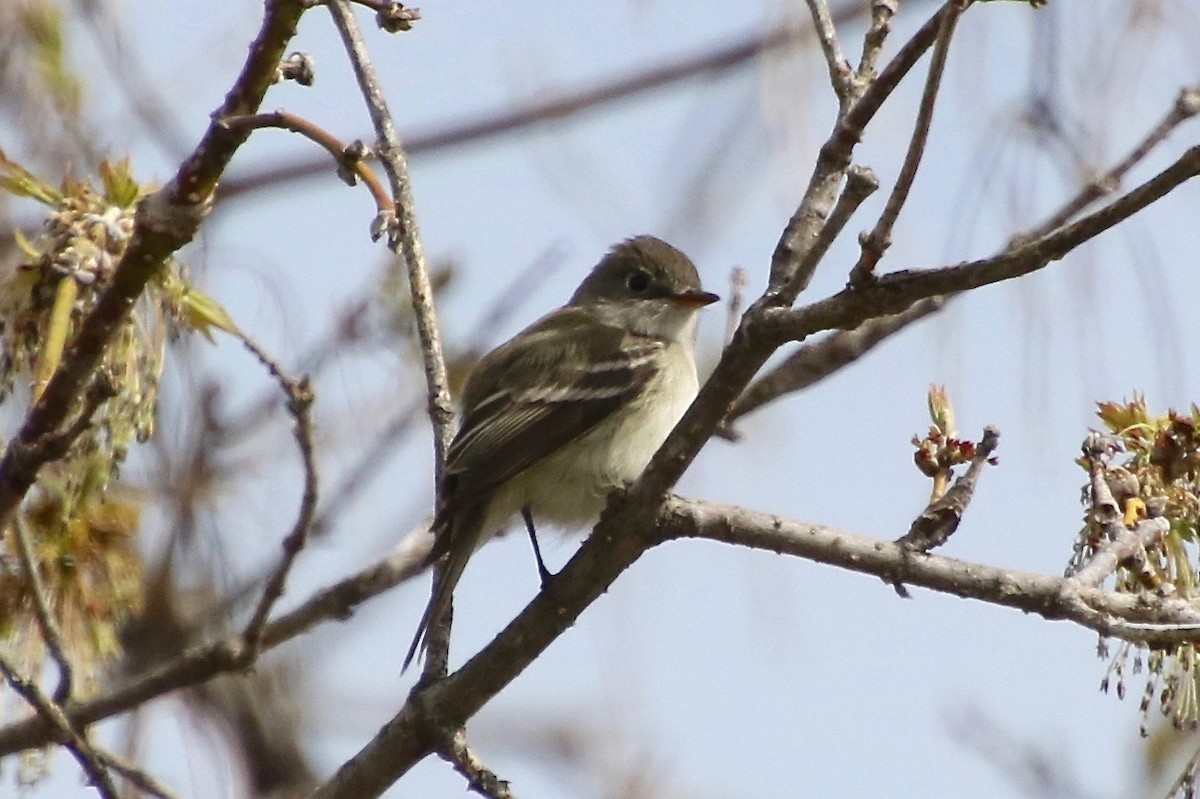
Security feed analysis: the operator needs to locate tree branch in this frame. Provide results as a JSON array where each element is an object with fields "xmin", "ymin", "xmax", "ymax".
[
  {"xmin": 236, "ymin": 335, "xmax": 319, "ymax": 655},
  {"xmin": 763, "ymin": 145, "xmax": 1200, "ymax": 343},
  {"xmin": 214, "ymin": 1, "xmax": 902, "ymax": 204},
  {"xmin": 0, "ymin": 651, "xmax": 121, "ymax": 799},
  {"xmin": 435, "ymin": 729, "xmax": 518, "ymax": 799},
  {"xmin": 849, "ymin": 0, "xmax": 966, "ymax": 285},
  {"xmin": 724, "ymin": 296, "xmax": 944, "ymax": 430},
  {"xmin": 0, "ymin": 526, "xmax": 432, "ymax": 755},
  {"xmin": 805, "ymin": 0, "xmax": 853, "ymax": 105},
  {"xmin": 311, "ymin": 490, "xmax": 1200, "ymax": 798},
  {"xmin": 770, "ymin": 2, "xmax": 950, "ymax": 297},
  {"xmin": 220, "ymin": 111, "xmax": 394, "ymax": 216},
  {"xmin": 1011, "ymin": 82, "xmax": 1200, "ymax": 246},
  {"xmin": 325, "ymin": 0, "xmax": 453, "ymax": 477},
  {"xmin": 0, "ymin": 0, "xmax": 309, "ymax": 575}
]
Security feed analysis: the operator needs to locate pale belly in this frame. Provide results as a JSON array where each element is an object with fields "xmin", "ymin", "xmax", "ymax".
[{"xmin": 481, "ymin": 342, "xmax": 698, "ymax": 538}]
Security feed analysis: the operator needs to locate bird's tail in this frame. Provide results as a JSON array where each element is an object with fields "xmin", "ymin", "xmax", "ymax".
[{"xmin": 401, "ymin": 506, "xmax": 485, "ymax": 672}]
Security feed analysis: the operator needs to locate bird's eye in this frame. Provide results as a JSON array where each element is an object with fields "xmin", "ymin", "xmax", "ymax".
[{"xmin": 626, "ymin": 270, "xmax": 650, "ymax": 293}]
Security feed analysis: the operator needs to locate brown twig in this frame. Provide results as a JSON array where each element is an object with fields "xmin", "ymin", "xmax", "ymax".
[
  {"xmin": 0, "ymin": 651, "xmax": 120, "ymax": 799},
  {"xmin": 214, "ymin": 1, "xmax": 903, "ymax": 204},
  {"xmin": 723, "ymin": 296, "xmax": 944, "ymax": 432},
  {"xmin": 1011, "ymin": 82, "xmax": 1200, "ymax": 246},
  {"xmin": 220, "ymin": 111, "xmax": 393, "ymax": 216},
  {"xmin": 18, "ymin": 376, "xmax": 115, "ymax": 465},
  {"xmin": 849, "ymin": 0, "xmax": 967, "ymax": 286},
  {"xmin": 236, "ymin": 334, "xmax": 318, "ymax": 654},
  {"xmin": 856, "ymin": 0, "xmax": 899, "ymax": 87},
  {"xmin": 764, "ymin": 145, "xmax": 1200, "ymax": 343},
  {"xmin": 783, "ymin": 164, "xmax": 879, "ymax": 300},
  {"xmin": 324, "ymin": 0, "xmax": 455, "ymax": 682},
  {"xmin": 770, "ymin": 3, "xmax": 951, "ymax": 297},
  {"xmin": 0, "ymin": 524, "xmax": 433, "ymax": 755}
]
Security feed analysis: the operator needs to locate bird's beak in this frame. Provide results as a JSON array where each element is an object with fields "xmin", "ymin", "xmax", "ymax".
[{"xmin": 670, "ymin": 289, "xmax": 720, "ymax": 308}]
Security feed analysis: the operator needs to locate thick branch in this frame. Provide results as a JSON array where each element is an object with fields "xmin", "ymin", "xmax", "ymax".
[
  {"xmin": 661, "ymin": 498, "xmax": 1200, "ymax": 642},
  {"xmin": 312, "ymin": 493, "xmax": 1200, "ymax": 798}
]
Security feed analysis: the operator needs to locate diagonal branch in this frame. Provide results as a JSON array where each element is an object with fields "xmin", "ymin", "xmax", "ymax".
[
  {"xmin": 764, "ymin": 144, "xmax": 1200, "ymax": 343},
  {"xmin": 214, "ymin": 1, "xmax": 908, "ymax": 204},
  {"xmin": 1011, "ymin": 82, "xmax": 1200, "ymax": 246},
  {"xmin": 0, "ymin": 651, "xmax": 121, "ymax": 799},
  {"xmin": 724, "ymin": 296, "xmax": 943, "ymax": 430},
  {"xmin": 770, "ymin": 2, "xmax": 952, "ymax": 297}
]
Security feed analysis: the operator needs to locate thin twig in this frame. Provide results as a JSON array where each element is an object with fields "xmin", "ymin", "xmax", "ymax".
[
  {"xmin": 325, "ymin": 0, "xmax": 456, "ymax": 683},
  {"xmin": 856, "ymin": 0, "xmax": 900, "ymax": 87},
  {"xmin": 214, "ymin": 2, "xmax": 902, "ymax": 204},
  {"xmin": 325, "ymin": 0, "xmax": 454, "ymax": 476},
  {"xmin": 237, "ymin": 334, "xmax": 319, "ymax": 654},
  {"xmin": 1011, "ymin": 82, "xmax": 1200, "ymax": 246},
  {"xmin": 770, "ymin": 3, "xmax": 951, "ymax": 296},
  {"xmin": 0, "ymin": 651, "xmax": 120, "ymax": 799},
  {"xmin": 805, "ymin": 0, "xmax": 853, "ymax": 106},
  {"xmin": 782, "ymin": 164, "xmax": 879, "ymax": 300},
  {"xmin": 897, "ymin": 426, "xmax": 999, "ymax": 553},
  {"xmin": 18, "ymin": 376, "xmax": 115, "ymax": 466},
  {"xmin": 99, "ymin": 751, "xmax": 183, "ymax": 799},
  {"xmin": 0, "ymin": 525, "xmax": 433, "ymax": 755},
  {"xmin": 10, "ymin": 514, "xmax": 73, "ymax": 702},
  {"xmin": 436, "ymin": 729, "xmax": 518, "ymax": 799},
  {"xmin": 722, "ymin": 295, "xmax": 944, "ymax": 433},
  {"xmin": 849, "ymin": 0, "xmax": 967, "ymax": 286},
  {"xmin": 221, "ymin": 111, "xmax": 393, "ymax": 215},
  {"xmin": 764, "ymin": 145, "xmax": 1200, "ymax": 343}
]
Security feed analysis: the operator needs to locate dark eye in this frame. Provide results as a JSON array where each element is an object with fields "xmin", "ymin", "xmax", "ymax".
[{"xmin": 626, "ymin": 270, "xmax": 650, "ymax": 292}]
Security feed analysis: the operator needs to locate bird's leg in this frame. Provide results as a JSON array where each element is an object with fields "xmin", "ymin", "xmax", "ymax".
[{"xmin": 522, "ymin": 505, "xmax": 555, "ymax": 589}]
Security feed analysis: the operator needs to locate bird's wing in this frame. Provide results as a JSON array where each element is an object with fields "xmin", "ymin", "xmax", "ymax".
[{"xmin": 441, "ymin": 306, "xmax": 662, "ymax": 503}]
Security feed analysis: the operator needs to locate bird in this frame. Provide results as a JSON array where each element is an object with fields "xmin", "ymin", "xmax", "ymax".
[{"xmin": 403, "ymin": 236, "xmax": 718, "ymax": 671}]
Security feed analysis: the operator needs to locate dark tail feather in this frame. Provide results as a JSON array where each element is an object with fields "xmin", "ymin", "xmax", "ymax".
[
  {"xmin": 401, "ymin": 550, "xmax": 468, "ymax": 672},
  {"xmin": 401, "ymin": 507, "xmax": 484, "ymax": 672}
]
